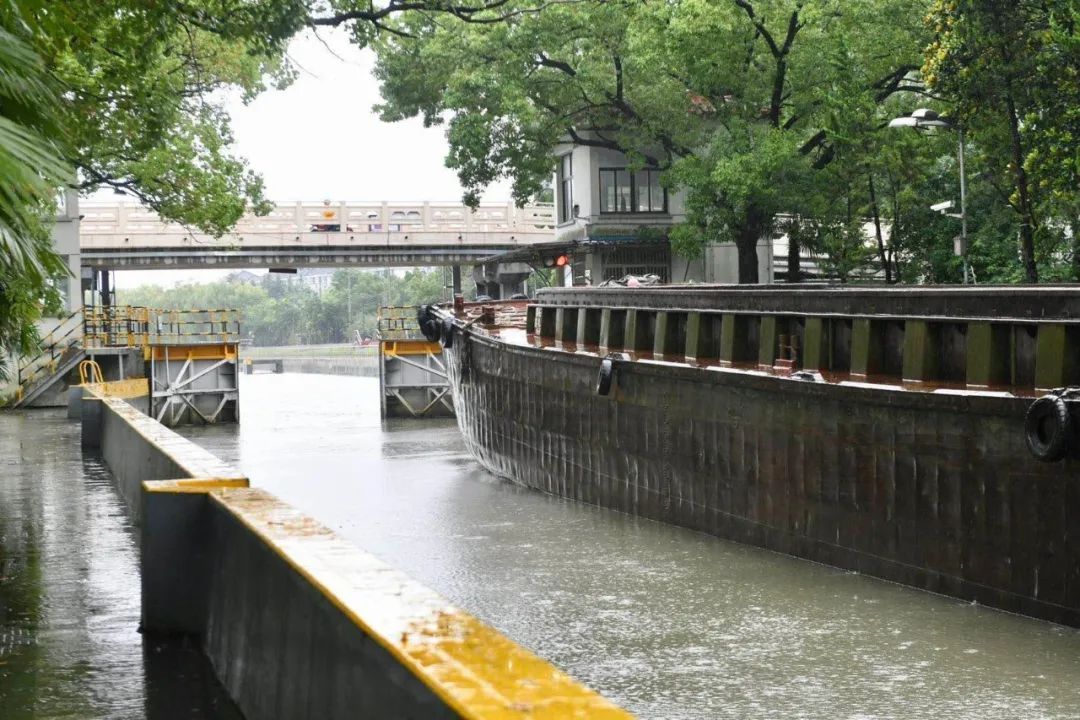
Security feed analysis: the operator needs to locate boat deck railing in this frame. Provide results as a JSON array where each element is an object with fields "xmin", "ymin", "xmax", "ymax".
[{"xmin": 528, "ymin": 285, "xmax": 1080, "ymax": 391}]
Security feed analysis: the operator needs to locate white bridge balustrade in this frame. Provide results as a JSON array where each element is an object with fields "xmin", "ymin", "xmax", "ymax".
[{"xmin": 79, "ymin": 200, "xmax": 556, "ymax": 269}]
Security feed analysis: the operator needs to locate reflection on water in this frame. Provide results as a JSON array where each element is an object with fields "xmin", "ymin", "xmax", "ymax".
[
  {"xmin": 0, "ymin": 411, "xmax": 240, "ymax": 720},
  {"xmin": 180, "ymin": 373, "xmax": 1080, "ymax": 720}
]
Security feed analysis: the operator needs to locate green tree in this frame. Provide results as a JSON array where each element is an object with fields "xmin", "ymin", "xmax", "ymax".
[
  {"xmin": 924, "ymin": 0, "xmax": 1080, "ymax": 283},
  {"xmin": 118, "ymin": 268, "xmax": 451, "ymax": 346},
  {"xmin": 372, "ymin": 0, "xmax": 931, "ymax": 283},
  {"xmin": 29, "ymin": 1, "xmax": 293, "ymax": 233},
  {"xmin": 0, "ymin": 10, "xmax": 67, "ymax": 380},
  {"xmin": 4, "ymin": 0, "xmax": 539, "ymax": 378}
]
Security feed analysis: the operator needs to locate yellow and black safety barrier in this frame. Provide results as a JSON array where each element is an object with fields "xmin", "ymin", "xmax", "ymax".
[
  {"xmin": 377, "ymin": 305, "xmax": 424, "ymax": 341},
  {"xmin": 82, "ymin": 305, "xmax": 242, "ymax": 355},
  {"xmin": 381, "ymin": 339, "xmax": 443, "ymax": 357}
]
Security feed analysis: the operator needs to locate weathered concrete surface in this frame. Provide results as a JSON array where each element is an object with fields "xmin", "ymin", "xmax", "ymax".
[
  {"xmin": 141, "ymin": 480, "xmax": 248, "ymax": 636},
  {"xmin": 87, "ymin": 392, "xmax": 245, "ymax": 521},
  {"xmin": 137, "ymin": 484, "xmax": 632, "ymax": 720},
  {"xmin": 195, "ymin": 488, "xmax": 628, "ymax": 719},
  {"xmin": 442, "ymin": 324, "xmax": 1080, "ymax": 627},
  {"xmin": 202, "ymin": 489, "xmax": 457, "ymax": 719}
]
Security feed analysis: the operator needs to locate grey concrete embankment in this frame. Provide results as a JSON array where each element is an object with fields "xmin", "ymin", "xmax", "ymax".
[
  {"xmin": 82, "ymin": 391, "xmax": 242, "ymax": 521},
  {"xmin": 280, "ymin": 356, "xmax": 378, "ymax": 377},
  {"xmin": 83, "ymin": 391, "xmax": 631, "ymax": 720}
]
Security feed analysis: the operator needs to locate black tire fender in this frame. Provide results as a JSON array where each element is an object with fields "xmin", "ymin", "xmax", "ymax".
[
  {"xmin": 441, "ymin": 316, "xmax": 455, "ymax": 348},
  {"xmin": 1025, "ymin": 395, "xmax": 1072, "ymax": 462},
  {"xmin": 417, "ymin": 306, "xmax": 440, "ymax": 342},
  {"xmin": 596, "ymin": 357, "xmax": 614, "ymax": 396}
]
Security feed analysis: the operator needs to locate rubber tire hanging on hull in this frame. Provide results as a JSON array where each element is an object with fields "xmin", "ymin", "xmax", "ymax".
[
  {"xmin": 441, "ymin": 316, "xmax": 455, "ymax": 348},
  {"xmin": 418, "ymin": 305, "xmax": 441, "ymax": 342},
  {"xmin": 1025, "ymin": 395, "xmax": 1072, "ymax": 462},
  {"xmin": 596, "ymin": 358, "xmax": 614, "ymax": 396}
]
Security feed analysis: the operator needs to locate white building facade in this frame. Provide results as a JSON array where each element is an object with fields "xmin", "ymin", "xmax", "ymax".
[{"xmin": 553, "ymin": 140, "xmax": 775, "ymax": 285}]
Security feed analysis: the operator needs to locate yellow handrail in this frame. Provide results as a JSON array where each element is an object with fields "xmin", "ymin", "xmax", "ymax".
[{"xmin": 78, "ymin": 359, "xmax": 104, "ymax": 385}]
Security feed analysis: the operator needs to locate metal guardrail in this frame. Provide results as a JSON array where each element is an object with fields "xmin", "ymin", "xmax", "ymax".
[
  {"xmin": 12, "ymin": 305, "xmax": 241, "ymax": 407},
  {"xmin": 83, "ymin": 306, "xmax": 241, "ymax": 349},
  {"xmin": 15, "ymin": 309, "xmax": 84, "ymax": 394},
  {"xmin": 377, "ymin": 306, "xmax": 423, "ymax": 341},
  {"xmin": 80, "ymin": 201, "xmax": 555, "ymax": 249}
]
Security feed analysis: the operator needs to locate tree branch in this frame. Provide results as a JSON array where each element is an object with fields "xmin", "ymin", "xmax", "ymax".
[{"xmin": 732, "ymin": 0, "xmax": 781, "ymax": 58}]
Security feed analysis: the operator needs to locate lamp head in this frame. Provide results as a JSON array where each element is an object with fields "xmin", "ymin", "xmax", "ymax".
[
  {"xmin": 889, "ymin": 108, "xmax": 953, "ymax": 130},
  {"xmin": 887, "ymin": 116, "xmax": 919, "ymax": 128}
]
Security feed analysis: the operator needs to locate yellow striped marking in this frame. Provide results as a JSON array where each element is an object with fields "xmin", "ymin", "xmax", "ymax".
[
  {"xmin": 143, "ymin": 478, "xmax": 249, "ymax": 493},
  {"xmin": 209, "ymin": 488, "xmax": 634, "ymax": 720},
  {"xmin": 382, "ymin": 339, "xmax": 443, "ymax": 357},
  {"xmin": 86, "ymin": 377, "xmax": 150, "ymax": 399}
]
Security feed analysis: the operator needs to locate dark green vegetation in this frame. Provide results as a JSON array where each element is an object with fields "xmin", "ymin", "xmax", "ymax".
[
  {"xmin": 2, "ymin": 1, "xmax": 1077, "ymax": 375},
  {"xmin": 372, "ymin": 0, "xmax": 1079, "ymax": 284},
  {"xmin": 0, "ymin": 11, "xmax": 67, "ymax": 379},
  {"xmin": 119, "ymin": 269, "xmax": 447, "ymax": 346},
  {"xmin": 0, "ymin": 0, "xmax": 552, "ymax": 375}
]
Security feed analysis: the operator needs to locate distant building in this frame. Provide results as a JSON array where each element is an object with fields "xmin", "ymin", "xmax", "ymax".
[
  {"xmin": 227, "ymin": 270, "xmax": 261, "ymax": 287},
  {"xmin": 289, "ymin": 267, "xmax": 336, "ymax": 296}
]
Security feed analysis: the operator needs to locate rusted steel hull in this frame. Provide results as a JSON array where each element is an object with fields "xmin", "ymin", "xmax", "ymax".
[{"xmin": 442, "ymin": 327, "xmax": 1080, "ymax": 626}]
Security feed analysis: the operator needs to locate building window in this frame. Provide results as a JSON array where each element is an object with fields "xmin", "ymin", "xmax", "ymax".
[
  {"xmin": 557, "ymin": 154, "xmax": 573, "ymax": 224},
  {"xmin": 599, "ymin": 168, "xmax": 666, "ymax": 214}
]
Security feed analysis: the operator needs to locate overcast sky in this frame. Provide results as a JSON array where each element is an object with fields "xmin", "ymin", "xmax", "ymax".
[{"xmin": 111, "ymin": 27, "xmax": 510, "ymax": 288}]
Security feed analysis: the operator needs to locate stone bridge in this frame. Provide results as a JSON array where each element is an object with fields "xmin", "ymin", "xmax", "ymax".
[{"xmin": 79, "ymin": 200, "xmax": 555, "ymax": 269}]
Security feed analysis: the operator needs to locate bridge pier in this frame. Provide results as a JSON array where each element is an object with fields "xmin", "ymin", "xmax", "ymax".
[{"xmin": 471, "ymin": 261, "xmax": 530, "ymax": 299}]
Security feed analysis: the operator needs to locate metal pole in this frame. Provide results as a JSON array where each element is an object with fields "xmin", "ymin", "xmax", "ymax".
[
  {"xmin": 958, "ymin": 127, "xmax": 970, "ymax": 284},
  {"xmin": 452, "ymin": 266, "xmax": 462, "ymax": 296}
]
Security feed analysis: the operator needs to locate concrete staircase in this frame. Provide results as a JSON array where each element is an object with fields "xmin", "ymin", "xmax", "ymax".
[{"xmin": 11, "ymin": 310, "xmax": 85, "ymax": 408}]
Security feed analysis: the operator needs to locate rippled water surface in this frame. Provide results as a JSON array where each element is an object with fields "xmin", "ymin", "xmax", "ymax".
[
  {"xmin": 0, "ymin": 410, "xmax": 240, "ymax": 719},
  {"xmin": 178, "ymin": 372, "xmax": 1080, "ymax": 719}
]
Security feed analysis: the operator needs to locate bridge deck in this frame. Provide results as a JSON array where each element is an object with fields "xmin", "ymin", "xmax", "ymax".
[{"xmin": 79, "ymin": 200, "xmax": 555, "ymax": 268}]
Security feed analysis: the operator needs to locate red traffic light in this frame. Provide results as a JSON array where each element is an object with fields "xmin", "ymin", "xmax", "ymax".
[{"xmin": 544, "ymin": 253, "xmax": 570, "ymax": 268}]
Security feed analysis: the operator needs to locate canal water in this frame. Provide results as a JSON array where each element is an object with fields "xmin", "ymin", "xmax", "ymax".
[
  {"xmin": 0, "ymin": 410, "xmax": 241, "ymax": 719},
  {"xmin": 179, "ymin": 373, "xmax": 1080, "ymax": 720}
]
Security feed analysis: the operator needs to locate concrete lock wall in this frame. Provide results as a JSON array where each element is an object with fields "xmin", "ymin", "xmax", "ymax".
[
  {"xmin": 84, "ymin": 390, "xmax": 631, "ymax": 719},
  {"xmin": 83, "ymin": 389, "xmax": 239, "ymax": 521}
]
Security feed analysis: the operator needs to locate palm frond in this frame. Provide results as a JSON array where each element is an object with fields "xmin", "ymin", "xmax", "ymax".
[{"xmin": 0, "ymin": 26, "xmax": 69, "ymax": 279}]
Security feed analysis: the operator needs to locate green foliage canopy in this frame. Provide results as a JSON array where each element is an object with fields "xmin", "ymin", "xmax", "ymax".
[
  {"xmin": 0, "ymin": 7, "xmax": 67, "ymax": 378},
  {"xmin": 371, "ymin": 0, "xmax": 935, "ymax": 282},
  {"xmin": 119, "ymin": 269, "xmax": 450, "ymax": 346},
  {"xmin": 924, "ymin": 0, "xmax": 1080, "ymax": 282}
]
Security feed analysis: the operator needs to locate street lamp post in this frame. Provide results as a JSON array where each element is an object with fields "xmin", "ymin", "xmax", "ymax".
[{"xmin": 888, "ymin": 108, "xmax": 972, "ymax": 284}]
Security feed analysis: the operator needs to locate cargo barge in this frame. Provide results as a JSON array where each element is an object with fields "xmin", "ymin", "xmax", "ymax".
[{"xmin": 420, "ymin": 286, "xmax": 1080, "ymax": 625}]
